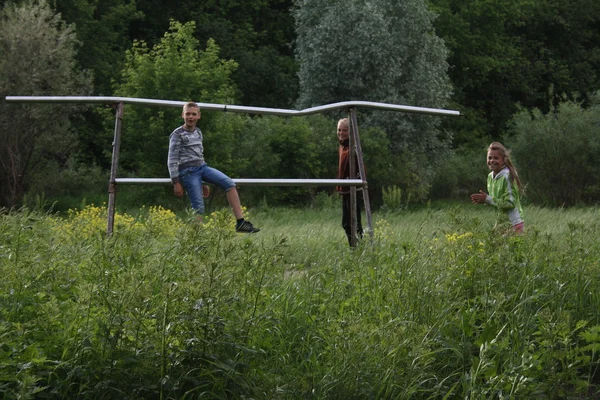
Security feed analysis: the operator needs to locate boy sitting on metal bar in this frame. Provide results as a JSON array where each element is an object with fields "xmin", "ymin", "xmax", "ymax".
[{"xmin": 167, "ymin": 102, "xmax": 260, "ymax": 233}]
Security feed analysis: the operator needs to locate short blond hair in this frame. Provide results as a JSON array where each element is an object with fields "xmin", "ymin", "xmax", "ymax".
[{"xmin": 183, "ymin": 101, "xmax": 199, "ymax": 111}]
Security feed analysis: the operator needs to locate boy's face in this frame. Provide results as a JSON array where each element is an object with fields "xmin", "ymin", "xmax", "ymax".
[
  {"xmin": 337, "ymin": 121, "xmax": 349, "ymax": 142},
  {"xmin": 487, "ymin": 149, "xmax": 505, "ymax": 174},
  {"xmin": 182, "ymin": 106, "xmax": 201, "ymax": 130}
]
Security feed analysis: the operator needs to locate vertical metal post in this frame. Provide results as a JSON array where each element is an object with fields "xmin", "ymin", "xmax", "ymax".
[
  {"xmin": 349, "ymin": 108, "xmax": 374, "ymax": 240},
  {"xmin": 107, "ymin": 102, "xmax": 124, "ymax": 236},
  {"xmin": 347, "ymin": 110, "xmax": 357, "ymax": 247}
]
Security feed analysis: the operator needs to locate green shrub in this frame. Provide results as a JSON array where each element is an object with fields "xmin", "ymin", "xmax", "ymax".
[
  {"xmin": 311, "ymin": 190, "xmax": 338, "ymax": 210},
  {"xmin": 509, "ymin": 93, "xmax": 600, "ymax": 206},
  {"xmin": 381, "ymin": 185, "xmax": 410, "ymax": 212}
]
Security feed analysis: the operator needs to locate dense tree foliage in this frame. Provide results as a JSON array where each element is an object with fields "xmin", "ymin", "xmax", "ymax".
[
  {"xmin": 294, "ymin": 0, "xmax": 453, "ymax": 199},
  {"xmin": 50, "ymin": 0, "xmax": 142, "ymax": 96},
  {"xmin": 431, "ymin": 0, "xmax": 600, "ymax": 146},
  {"xmin": 191, "ymin": 0, "xmax": 298, "ymax": 108},
  {"xmin": 0, "ymin": 0, "xmax": 92, "ymax": 207},
  {"xmin": 122, "ymin": 0, "xmax": 298, "ymax": 108}
]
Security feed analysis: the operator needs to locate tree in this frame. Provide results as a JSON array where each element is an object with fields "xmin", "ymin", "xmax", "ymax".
[
  {"xmin": 129, "ymin": 0, "xmax": 298, "ymax": 108},
  {"xmin": 111, "ymin": 20, "xmax": 238, "ymax": 178},
  {"xmin": 191, "ymin": 0, "xmax": 298, "ymax": 108},
  {"xmin": 294, "ymin": 0, "xmax": 453, "ymax": 199},
  {"xmin": 52, "ymin": 0, "xmax": 143, "ymax": 96},
  {"xmin": 515, "ymin": 0, "xmax": 600, "ymax": 108},
  {"xmin": 430, "ymin": 0, "xmax": 600, "ymax": 145},
  {"xmin": 0, "ymin": 0, "xmax": 92, "ymax": 207}
]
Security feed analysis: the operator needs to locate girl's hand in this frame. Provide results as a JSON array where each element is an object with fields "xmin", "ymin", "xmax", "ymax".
[
  {"xmin": 202, "ymin": 185, "xmax": 211, "ymax": 198},
  {"xmin": 470, "ymin": 190, "xmax": 487, "ymax": 204}
]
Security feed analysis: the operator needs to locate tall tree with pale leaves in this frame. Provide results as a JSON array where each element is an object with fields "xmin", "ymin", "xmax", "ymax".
[
  {"xmin": 294, "ymin": 0, "xmax": 453, "ymax": 197},
  {"xmin": 0, "ymin": 0, "xmax": 92, "ymax": 207}
]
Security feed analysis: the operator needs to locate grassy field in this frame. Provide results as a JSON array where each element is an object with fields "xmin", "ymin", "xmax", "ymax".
[{"xmin": 1, "ymin": 201, "xmax": 600, "ymax": 399}]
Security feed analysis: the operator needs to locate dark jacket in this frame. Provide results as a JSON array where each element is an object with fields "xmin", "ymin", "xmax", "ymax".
[{"xmin": 336, "ymin": 139, "xmax": 364, "ymax": 194}]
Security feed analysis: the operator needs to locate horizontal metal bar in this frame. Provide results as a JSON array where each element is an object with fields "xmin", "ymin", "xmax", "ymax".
[
  {"xmin": 115, "ymin": 178, "xmax": 365, "ymax": 187},
  {"xmin": 5, "ymin": 96, "xmax": 460, "ymax": 117}
]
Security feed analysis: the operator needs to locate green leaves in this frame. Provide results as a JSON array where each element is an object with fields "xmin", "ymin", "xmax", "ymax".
[
  {"xmin": 116, "ymin": 20, "xmax": 238, "ymax": 104},
  {"xmin": 295, "ymin": 0, "xmax": 451, "ymax": 109},
  {"xmin": 294, "ymin": 0, "xmax": 453, "ymax": 198},
  {"xmin": 432, "ymin": 0, "xmax": 600, "ymax": 143},
  {"xmin": 0, "ymin": 0, "xmax": 93, "ymax": 207}
]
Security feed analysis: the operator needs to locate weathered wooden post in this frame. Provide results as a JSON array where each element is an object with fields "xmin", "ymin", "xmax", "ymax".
[{"xmin": 107, "ymin": 101, "xmax": 124, "ymax": 236}]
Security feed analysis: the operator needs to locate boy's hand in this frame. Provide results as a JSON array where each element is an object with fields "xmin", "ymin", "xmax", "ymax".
[
  {"xmin": 202, "ymin": 185, "xmax": 211, "ymax": 198},
  {"xmin": 174, "ymin": 182, "xmax": 184, "ymax": 198},
  {"xmin": 470, "ymin": 190, "xmax": 487, "ymax": 204}
]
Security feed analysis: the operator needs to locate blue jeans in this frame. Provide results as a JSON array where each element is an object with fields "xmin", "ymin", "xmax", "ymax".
[{"xmin": 179, "ymin": 163, "xmax": 235, "ymax": 214}]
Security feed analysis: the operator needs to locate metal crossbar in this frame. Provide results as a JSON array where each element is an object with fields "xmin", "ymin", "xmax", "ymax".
[
  {"xmin": 6, "ymin": 96, "xmax": 460, "ymax": 117},
  {"xmin": 116, "ymin": 178, "xmax": 364, "ymax": 186}
]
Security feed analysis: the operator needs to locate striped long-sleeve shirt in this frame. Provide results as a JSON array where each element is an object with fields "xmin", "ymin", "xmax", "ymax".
[{"xmin": 167, "ymin": 126, "xmax": 205, "ymax": 184}]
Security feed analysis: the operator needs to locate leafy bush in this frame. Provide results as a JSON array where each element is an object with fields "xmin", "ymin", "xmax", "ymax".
[
  {"xmin": 311, "ymin": 190, "xmax": 338, "ymax": 210},
  {"xmin": 381, "ymin": 185, "xmax": 410, "ymax": 212},
  {"xmin": 509, "ymin": 93, "xmax": 600, "ymax": 206},
  {"xmin": 25, "ymin": 159, "xmax": 107, "ymax": 208}
]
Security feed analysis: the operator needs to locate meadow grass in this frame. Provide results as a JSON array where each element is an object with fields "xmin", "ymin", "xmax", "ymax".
[{"xmin": 1, "ymin": 202, "xmax": 599, "ymax": 399}]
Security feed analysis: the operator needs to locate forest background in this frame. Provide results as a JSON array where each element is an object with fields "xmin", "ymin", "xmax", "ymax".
[{"xmin": 1, "ymin": 0, "xmax": 600, "ymax": 212}]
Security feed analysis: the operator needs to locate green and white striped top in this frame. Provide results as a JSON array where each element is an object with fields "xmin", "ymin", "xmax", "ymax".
[{"xmin": 485, "ymin": 167, "xmax": 524, "ymax": 226}]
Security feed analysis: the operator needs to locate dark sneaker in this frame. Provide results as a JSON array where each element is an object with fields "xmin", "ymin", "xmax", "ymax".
[{"xmin": 236, "ymin": 220, "xmax": 260, "ymax": 233}]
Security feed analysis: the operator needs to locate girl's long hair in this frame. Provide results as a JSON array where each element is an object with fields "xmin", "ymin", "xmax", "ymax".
[{"xmin": 489, "ymin": 142, "xmax": 524, "ymax": 192}]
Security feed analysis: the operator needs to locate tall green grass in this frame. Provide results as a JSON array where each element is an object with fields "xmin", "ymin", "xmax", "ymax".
[{"xmin": 1, "ymin": 203, "xmax": 599, "ymax": 399}]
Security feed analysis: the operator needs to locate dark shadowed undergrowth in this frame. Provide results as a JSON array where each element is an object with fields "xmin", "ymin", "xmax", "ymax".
[{"xmin": 1, "ymin": 203, "xmax": 599, "ymax": 399}]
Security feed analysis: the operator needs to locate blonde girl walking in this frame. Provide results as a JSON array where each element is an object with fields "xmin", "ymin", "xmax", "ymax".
[{"xmin": 470, "ymin": 142, "xmax": 524, "ymax": 233}]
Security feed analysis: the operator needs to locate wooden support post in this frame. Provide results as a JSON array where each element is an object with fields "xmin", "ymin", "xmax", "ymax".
[
  {"xmin": 349, "ymin": 108, "xmax": 374, "ymax": 242},
  {"xmin": 347, "ymin": 110, "xmax": 357, "ymax": 247},
  {"xmin": 107, "ymin": 102, "xmax": 124, "ymax": 236}
]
